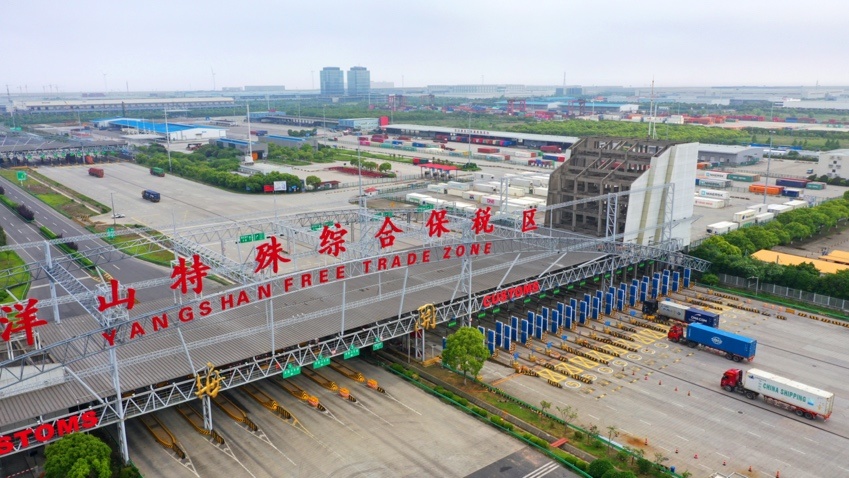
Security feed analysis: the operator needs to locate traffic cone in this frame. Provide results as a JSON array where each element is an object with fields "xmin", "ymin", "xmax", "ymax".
[
  {"xmin": 687, "ymin": 391, "xmax": 691, "ymax": 396},
  {"xmin": 632, "ymin": 369, "xmax": 635, "ymax": 375},
  {"xmin": 644, "ymin": 375, "xmax": 648, "ymax": 380},
  {"xmin": 675, "ymin": 386, "xmax": 678, "ymax": 392},
  {"xmin": 723, "ymin": 460, "xmax": 726, "ymax": 466},
  {"xmin": 694, "ymin": 453, "xmax": 698, "ymax": 459},
  {"xmin": 658, "ymin": 380, "xmax": 662, "ymax": 385},
  {"xmin": 776, "ymin": 472, "xmax": 780, "ymax": 478},
  {"xmin": 749, "ymin": 466, "xmax": 753, "ymax": 472},
  {"xmin": 644, "ymin": 438, "xmax": 648, "ymax": 446},
  {"xmin": 675, "ymin": 448, "xmax": 678, "ymax": 454}
]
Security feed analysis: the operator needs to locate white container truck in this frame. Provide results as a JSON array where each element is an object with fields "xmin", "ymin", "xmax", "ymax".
[
  {"xmin": 746, "ymin": 203, "xmax": 769, "ymax": 214},
  {"xmin": 694, "ymin": 197, "xmax": 727, "ymax": 209},
  {"xmin": 405, "ymin": 193, "xmax": 431, "ymax": 205},
  {"xmin": 784, "ymin": 200, "xmax": 808, "ymax": 210},
  {"xmin": 754, "ymin": 212, "xmax": 775, "ymax": 224},
  {"xmin": 721, "ymin": 368, "xmax": 834, "ymax": 420},
  {"xmin": 733, "ymin": 210, "xmax": 756, "ymax": 222},
  {"xmin": 767, "ymin": 204, "xmax": 792, "ymax": 215},
  {"xmin": 657, "ymin": 301, "xmax": 690, "ymax": 321},
  {"xmin": 706, "ymin": 221, "xmax": 739, "ymax": 235}
]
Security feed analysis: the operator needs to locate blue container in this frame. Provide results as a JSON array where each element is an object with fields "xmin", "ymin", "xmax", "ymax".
[
  {"xmin": 684, "ymin": 308, "xmax": 720, "ymax": 328},
  {"xmin": 686, "ymin": 323, "xmax": 757, "ymax": 359}
]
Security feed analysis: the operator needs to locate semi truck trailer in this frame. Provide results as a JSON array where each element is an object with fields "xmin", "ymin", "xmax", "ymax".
[
  {"xmin": 643, "ymin": 299, "xmax": 720, "ymax": 328},
  {"xmin": 721, "ymin": 368, "xmax": 834, "ymax": 420},
  {"xmin": 668, "ymin": 323, "xmax": 756, "ymax": 362}
]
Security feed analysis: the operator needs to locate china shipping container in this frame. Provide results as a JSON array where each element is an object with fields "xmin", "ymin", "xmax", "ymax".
[{"xmin": 775, "ymin": 178, "xmax": 809, "ymax": 188}]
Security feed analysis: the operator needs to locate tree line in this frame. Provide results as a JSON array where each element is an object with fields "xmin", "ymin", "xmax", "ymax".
[{"xmin": 691, "ymin": 195, "xmax": 849, "ymax": 299}]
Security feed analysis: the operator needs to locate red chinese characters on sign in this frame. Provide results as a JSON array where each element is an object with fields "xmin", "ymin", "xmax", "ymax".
[
  {"xmin": 375, "ymin": 216, "xmax": 403, "ymax": 248},
  {"xmin": 1, "ymin": 298, "xmax": 47, "ymax": 347},
  {"xmin": 254, "ymin": 236, "xmax": 290, "ymax": 273},
  {"xmin": 521, "ymin": 208, "xmax": 538, "ymax": 233},
  {"xmin": 426, "ymin": 209, "xmax": 450, "ymax": 238},
  {"xmin": 171, "ymin": 254, "xmax": 211, "ymax": 294},
  {"xmin": 471, "ymin": 207, "xmax": 494, "ymax": 235},
  {"xmin": 97, "ymin": 279, "xmax": 136, "ymax": 312},
  {"xmin": 319, "ymin": 223, "xmax": 348, "ymax": 257}
]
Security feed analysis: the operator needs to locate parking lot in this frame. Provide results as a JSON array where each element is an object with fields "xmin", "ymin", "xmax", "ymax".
[{"xmin": 468, "ymin": 284, "xmax": 849, "ymax": 477}]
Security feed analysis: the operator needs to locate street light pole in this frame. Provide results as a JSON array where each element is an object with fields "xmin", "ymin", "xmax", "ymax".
[
  {"xmin": 164, "ymin": 108, "xmax": 172, "ymax": 172},
  {"xmin": 110, "ymin": 192, "xmax": 116, "ymax": 226},
  {"xmin": 763, "ymin": 131, "xmax": 774, "ymax": 204},
  {"xmin": 467, "ymin": 113, "xmax": 472, "ymax": 163}
]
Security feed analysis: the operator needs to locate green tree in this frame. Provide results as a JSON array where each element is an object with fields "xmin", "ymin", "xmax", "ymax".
[
  {"xmin": 45, "ymin": 433, "xmax": 112, "ymax": 478},
  {"xmin": 741, "ymin": 227, "xmax": 780, "ymax": 251},
  {"xmin": 378, "ymin": 162, "xmax": 392, "ymax": 173},
  {"xmin": 555, "ymin": 405, "xmax": 578, "ymax": 435},
  {"xmin": 305, "ymin": 175, "xmax": 322, "ymax": 190},
  {"xmin": 653, "ymin": 452, "xmax": 669, "ymax": 469},
  {"xmin": 700, "ymin": 273, "xmax": 719, "ymax": 286},
  {"xmin": 606, "ymin": 425, "xmax": 618, "ymax": 456},
  {"xmin": 0, "ymin": 225, "xmax": 6, "ymax": 247},
  {"xmin": 442, "ymin": 327, "xmax": 490, "ymax": 384},
  {"xmin": 587, "ymin": 458, "xmax": 615, "ymax": 478},
  {"xmin": 362, "ymin": 161, "xmax": 378, "ymax": 171},
  {"xmin": 723, "ymin": 230, "xmax": 757, "ymax": 255},
  {"xmin": 783, "ymin": 222, "xmax": 812, "ymax": 242},
  {"xmin": 540, "ymin": 400, "xmax": 552, "ymax": 420}
]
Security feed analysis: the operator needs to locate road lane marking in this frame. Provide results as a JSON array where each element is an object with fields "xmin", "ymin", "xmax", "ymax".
[
  {"xmin": 789, "ymin": 447, "xmax": 806, "ymax": 455},
  {"xmin": 747, "ymin": 431, "xmax": 760, "ymax": 437},
  {"xmin": 675, "ymin": 435, "xmax": 689, "ymax": 442},
  {"xmin": 716, "ymin": 452, "xmax": 729, "ymax": 459},
  {"xmin": 639, "ymin": 419, "xmax": 651, "ymax": 425},
  {"xmin": 588, "ymin": 414, "xmax": 599, "ymax": 420}
]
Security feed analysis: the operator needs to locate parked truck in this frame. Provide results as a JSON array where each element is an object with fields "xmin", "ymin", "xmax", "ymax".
[
  {"xmin": 669, "ymin": 323, "xmax": 756, "ymax": 361},
  {"xmin": 88, "ymin": 167, "xmax": 104, "ymax": 178},
  {"xmin": 721, "ymin": 368, "xmax": 834, "ymax": 420},
  {"xmin": 142, "ymin": 190, "xmax": 161, "ymax": 203},
  {"xmin": 643, "ymin": 299, "xmax": 720, "ymax": 328}
]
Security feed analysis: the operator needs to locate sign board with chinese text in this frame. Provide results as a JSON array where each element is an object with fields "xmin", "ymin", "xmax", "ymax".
[
  {"xmin": 238, "ymin": 232, "xmax": 266, "ymax": 244},
  {"xmin": 16, "ymin": 171, "xmax": 26, "ymax": 181}
]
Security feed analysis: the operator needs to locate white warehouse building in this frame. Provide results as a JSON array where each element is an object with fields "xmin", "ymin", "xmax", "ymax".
[{"xmin": 818, "ymin": 149, "xmax": 849, "ymax": 179}]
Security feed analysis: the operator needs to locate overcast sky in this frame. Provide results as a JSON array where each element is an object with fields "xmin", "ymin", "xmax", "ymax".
[{"xmin": 4, "ymin": 0, "xmax": 847, "ymax": 93}]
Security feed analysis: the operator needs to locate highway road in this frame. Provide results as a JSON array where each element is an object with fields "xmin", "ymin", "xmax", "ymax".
[{"xmin": 0, "ymin": 174, "xmax": 172, "ymax": 320}]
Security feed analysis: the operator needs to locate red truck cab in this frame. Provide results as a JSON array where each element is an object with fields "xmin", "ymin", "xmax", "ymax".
[
  {"xmin": 721, "ymin": 369, "xmax": 743, "ymax": 392},
  {"xmin": 667, "ymin": 324, "xmax": 685, "ymax": 342}
]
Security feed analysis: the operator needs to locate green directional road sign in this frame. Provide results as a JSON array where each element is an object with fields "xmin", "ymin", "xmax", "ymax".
[
  {"xmin": 313, "ymin": 356, "xmax": 331, "ymax": 369},
  {"xmin": 417, "ymin": 203, "xmax": 434, "ymax": 212},
  {"xmin": 343, "ymin": 346, "xmax": 360, "ymax": 359},
  {"xmin": 372, "ymin": 340, "xmax": 383, "ymax": 351},
  {"xmin": 16, "ymin": 171, "xmax": 26, "ymax": 182},
  {"xmin": 238, "ymin": 232, "xmax": 265, "ymax": 244},
  {"xmin": 106, "ymin": 227, "xmax": 115, "ymax": 240},
  {"xmin": 282, "ymin": 365, "xmax": 302, "ymax": 378}
]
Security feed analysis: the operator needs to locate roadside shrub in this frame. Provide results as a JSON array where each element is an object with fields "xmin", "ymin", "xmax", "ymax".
[
  {"xmin": 389, "ymin": 363, "xmax": 405, "ymax": 373},
  {"xmin": 616, "ymin": 449, "xmax": 629, "ymax": 463},
  {"xmin": 637, "ymin": 458, "xmax": 653, "ymax": 474},
  {"xmin": 573, "ymin": 431, "xmax": 584, "ymax": 441},
  {"xmin": 472, "ymin": 406, "xmax": 488, "ymax": 418},
  {"xmin": 456, "ymin": 397, "xmax": 469, "ymax": 407},
  {"xmin": 16, "ymin": 204, "xmax": 34, "ymax": 221},
  {"xmin": 587, "ymin": 458, "xmax": 615, "ymax": 478}
]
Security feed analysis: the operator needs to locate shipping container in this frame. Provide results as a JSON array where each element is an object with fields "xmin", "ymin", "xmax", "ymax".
[
  {"xmin": 88, "ymin": 167, "xmax": 104, "ymax": 178},
  {"xmin": 699, "ymin": 189, "xmax": 730, "ymax": 199},
  {"xmin": 150, "ymin": 167, "xmax": 165, "ymax": 177},
  {"xmin": 477, "ymin": 147, "xmax": 500, "ymax": 154},
  {"xmin": 748, "ymin": 184, "xmax": 784, "ymax": 195},
  {"xmin": 706, "ymin": 221, "xmax": 738, "ymax": 234},
  {"xmin": 142, "ymin": 189, "xmax": 160, "ymax": 202},
  {"xmin": 728, "ymin": 173, "xmax": 761, "ymax": 182},
  {"xmin": 702, "ymin": 171, "xmax": 730, "ymax": 179},
  {"xmin": 775, "ymin": 178, "xmax": 809, "ymax": 188},
  {"xmin": 696, "ymin": 162, "xmax": 710, "ymax": 170},
  {"xmin": 446, "ymin": 181, "xmax": 471, "ymax": 191},
  {"xmin": 685, "ymin": 309, "xmax": 721, "ymax": 328},
  {"xmin": 746, "ymin": 203, "xmax": 769, "ymax": 214},
  {"xmin": 426, "ymin": 183, "xmax": 448, "ymax": 193},
  {"xmin": 733, "ymin": 210, "xmax": 757, "ymax": 222},
  {"xmin": 464, "ymin": 191, "xmax": 487, "ymax": 202},
  {"xmin": 694, "ymin": 197, "xmax": 727, "ymax": 209},
  {"xmin": 532, "ymin": 186, "xmax": 549, "ymax": 197},
  {"xmin": 405, "ymin": 193, "xmax": 431, "ymax": 205},
  {"xmin": 412, "ymin": 142, "xmax": 428, "ymax": 148},
  {"xmin": 767, "ymin": 204, "xmax": 792, "ymax": 215},
  {"xmin": 806, "ymin": 182, "xmax": 826, "ymax": 190},
  {"xmin": 696, "ymin": 177, "xmax": 732, "ymax": 188},
  {"xmin": 481, "ymin": 195, "xmax": 502, "ymax": 206},
  {"xmin": 445, "ymin": 188, "xmax": 464, "ymax": 197},
  {"xmin": 754, "ymin": 212, "xmax": 775, "ymax": 224},
  {"xmin": 736, "ymin": 368, "xmax": 833, "ymax": 419},
  {"xmin": 658, "ymin": 301, "xmax": 689, "ymax": 322},
  {"xmin": 359, "ymin": 140, "xmax": 371, "ymax": 146},
  {"xmin": 783, "ymin": 200, "xmax": 808, "ymax": 210},
  {"xmin": 685, "ymin": 324, "xmax": 756, "ymax": 359},
  {"xmin": 539, "ymin": 145, "xmax": 562, "ymax": 153},
  {"xmin": 781, "ymin": 188, "xmax": 804, "ymax": 198},
  {"xmin": 412, "ymin": 157, "xmax": 428, "ymax": 165}
]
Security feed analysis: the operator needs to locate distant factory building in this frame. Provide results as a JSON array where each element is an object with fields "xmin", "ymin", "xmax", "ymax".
[
  {"xmin": 320, "ymin": 67, "xmax": 345, "ymax": 96},
  {"xmin": 244, "ymin": 85, "xmax": 285, "ymax": 91},
  {"xmin": 698, "ymin": 144, "xmax": 763, "ymax": 167},
  {"xmin": 262, "ymin": 134, "xmax": 316, "ymax": 149},
  {"xmin": 347, "ymin": 66, "xmax": 370, "ymax": 97},
  {"xmin": 212, "ymin": 138, "xmax": 267, "ymax": 159},
  {"xmin": 338, "ymin": 118, "xmax": 379, "ymax": 131},
  {"xmin": 12, "ymin": 97, "xmax": 234, "ymax": 114},
  {"xmin": 95, "ymin": 118, "xmax": 226, "ymax": 142},
  {"xmin": 547, "ymin": 137, "xmax": 697, "ymax": 246}
]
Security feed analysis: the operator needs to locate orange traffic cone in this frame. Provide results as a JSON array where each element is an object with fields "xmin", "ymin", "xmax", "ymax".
[
  {"xmin": 723, "ymin": 460, "xmax": 727, "ymax": 466},
  {"xmin": 687, "ymin": 391, "xmax": 691, "ymax": 396},
  {"xmin": 675, "ymin": 448, "xmax": 678, "ymax": 454},
  {"xmin": 644, "ymin": 375, "xmax": 648, "ymax": 380},
  {"xmin": 749, "ymin": 466, "xmax": 753, "ymax": 472},
  {"xmin": 644, "ymin": 438, "xmax": 648, "ymax": 446},
  {"xmin": 694, "ymin": 453, "xmax": 698, "ymax": 459},
  {"xmin": 675, "ymin": 386, "xmax": 678, "ymax": 392},
  {"xmin": 658, "ymin": 380, "xmax": 662, "ymax": 385},
  {"xmin": 776, "ymin": 472, "xmax": 780, "ymax": 478}
]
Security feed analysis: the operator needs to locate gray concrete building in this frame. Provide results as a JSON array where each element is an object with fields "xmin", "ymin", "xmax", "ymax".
[
  {"xmin": 547, "ymin": 137, "xmax": 697, "ymax": 246},
  {"xmin": 818, "ymin": 149, "xmax": 849, "ymax": 179},
  {"xmin": 320, "ymin": 67, "xmax": 345, "ymax": 96},
  {"xmin": 697, "ymin": 144, "xmax": 763, "ymax": 166}
]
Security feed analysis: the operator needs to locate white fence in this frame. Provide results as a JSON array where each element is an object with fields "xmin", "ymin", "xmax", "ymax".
[{"xmin": 716, "ymin": 273, "xmax": 849, "ymax": 313}]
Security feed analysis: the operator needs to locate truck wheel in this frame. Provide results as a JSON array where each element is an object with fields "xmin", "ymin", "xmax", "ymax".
[
  {"xmin": 725, "ymin": 353, "xmax": 734, "ymax": 360},
  {"xmin": 733, "ymin": 355, "xmax": 743, "ymax": 363},
  {"xmin": 723, "ymin": 385, "xmax": 733, "ymax": 392},
  {"xmin": 804, "ymin": 412, "xmax": 815, "ymax": 420},
  {"xmin": 795, "ymin": 410, "xmax": 804, "ymax": 417},
  {"xmin": 687, "ymin": 341, "xmax": 697, "ymax": 348},
  {"xmin": 745, "ymin": 391, "xmax": 756, "ymax": 399}
]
